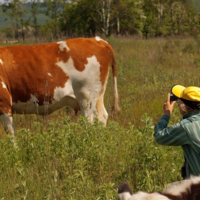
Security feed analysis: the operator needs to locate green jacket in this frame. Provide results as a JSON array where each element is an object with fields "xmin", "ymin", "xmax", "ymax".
[{"xmin": 154, "ymin": 111, "xmax": 200, "ymax": 178}]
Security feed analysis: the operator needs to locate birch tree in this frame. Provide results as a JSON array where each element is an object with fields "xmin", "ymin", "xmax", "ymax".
[{"xmin": 92, "ymin": 0, "xmax": 114, "ymax": 37}]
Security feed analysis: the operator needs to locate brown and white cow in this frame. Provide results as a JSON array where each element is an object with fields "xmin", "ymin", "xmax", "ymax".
[
  {"xmin": 0, "ymin": 36, "xmax": 120, "ymax": 136},
  {"xmin": 117, "ymin": 176, "xmax": 200, "ymax": 200}
]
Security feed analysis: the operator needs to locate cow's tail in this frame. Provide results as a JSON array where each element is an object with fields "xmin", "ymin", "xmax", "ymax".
[{"xmin": 109, "ymin": 44, "xmax": 120, "ymax": 114}]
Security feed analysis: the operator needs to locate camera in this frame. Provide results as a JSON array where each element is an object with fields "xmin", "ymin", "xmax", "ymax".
[{"xmin": 170, "ymin": 94, "xmax": 178, "ymax": 102}]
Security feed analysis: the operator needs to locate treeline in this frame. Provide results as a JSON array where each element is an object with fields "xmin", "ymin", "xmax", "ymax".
[{"xmin": 1, "ymin": 0, "xmax": 200, "ymax": 41}]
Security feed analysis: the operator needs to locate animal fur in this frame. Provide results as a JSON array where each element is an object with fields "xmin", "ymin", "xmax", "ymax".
[{"xmin": 117, "ymin": 176, "xmax": 200, "ymax": 200}]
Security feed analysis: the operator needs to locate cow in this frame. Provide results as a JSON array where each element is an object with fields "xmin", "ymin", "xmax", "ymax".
[
  {"xmin": 0, "ymin": 36, "xmax": 120, "ymax": 136},
  {"xmin": 117, "ymin": 176, "xmax": 200, "ymax": 200}
]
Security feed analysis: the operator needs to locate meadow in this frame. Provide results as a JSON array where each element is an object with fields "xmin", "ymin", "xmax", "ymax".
[{"xmin": 0, "ymin": 36, "xmax": 200, "ymax": 199}]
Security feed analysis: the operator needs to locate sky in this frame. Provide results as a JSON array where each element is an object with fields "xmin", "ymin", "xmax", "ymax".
[{"xmin": 0, "ymin": 0, "xmax": 6, "ymax": 3}]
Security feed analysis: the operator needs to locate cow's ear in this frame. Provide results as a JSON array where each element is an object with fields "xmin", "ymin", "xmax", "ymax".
[
  {"xmin": 117, "ymin": 182, "xmax": 133, "ymax": 200},
  {"xmin": 118, "ymin": 181, "xmax": 133, "ymax": 195}
]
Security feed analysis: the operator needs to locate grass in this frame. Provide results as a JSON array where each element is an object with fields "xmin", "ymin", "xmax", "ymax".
[
  {"xmin": 0, "ymin": 117, "xmax": 183, "ymax": 199},
  {"xmin": 0, "ymin": 36, "xmax": 200, "ymax": 199},
  {"xmin": 107, "ymin": 36, "xmax": 200, "ymax": 127}
]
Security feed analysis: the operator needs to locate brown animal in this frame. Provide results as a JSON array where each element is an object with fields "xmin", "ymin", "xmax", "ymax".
[{"xmin": 0, "ymin": 36, "xmax": 120, "ymax": 136}]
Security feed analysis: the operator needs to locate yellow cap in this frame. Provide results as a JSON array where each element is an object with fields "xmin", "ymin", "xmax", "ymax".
[{"xmin": 171, "ymin": 85, "xmax": 200, "ymax": 102}]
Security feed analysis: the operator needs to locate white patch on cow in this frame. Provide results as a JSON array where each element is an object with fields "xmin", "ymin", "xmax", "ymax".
[
  {"xmin": 57, "ymin": 41, "xmax": 70, "ymax": 52},
  {"xmin": 128, "ymin": 192, "xmax": 170, "ymax": 200},
  {"xmin": 117, "ymin": 192, "xmax": 132, "ymax": 200},
  {"xmin": 1, "ymin": 81, "xmax": 6, "ymax": 89},
  {"xmin": 0, "ymin": 59, "xmax": 3, "ymax": 65},
  {"xmin": 55, "ymin": 56, "xmax": 101, "ymax": 96},
  {"xmin": 47, "ymin": 73, "xmax": 52, "ymax": 77},
  {"xmin": 55, "ymin": 55, "xmax": 102, "ymax": 122},
  {"xmin": 165, "ymin": 176, "xmax": 200, "ymax": 196},
  {"xmin": 95, "ymin": 36, "xmax": 108, "ymax": 43},
  {"xmin": 118, "ymin": 177, "xmax": 200, "ymax": 200},
  {"xmin": 96, "ymin": 77, "xmax": 108, "ymax": 125},
  {"xmin": 102, "ymin": 83, "xmax": 108, "ymax": 120},
  {"xmin": 0, "ymin": 76, "xmax": 6, "ymax": 89},
  {"xmin": 114, "ymin": 77, "xmax": 118, "ymax": 99},
  {"xmin": 53, "ymin": 81, "xmax": 75, "ymax": 102},
  {"xmin": 113, "ymin": 76, "xmax": 120, "ymax": 113}
]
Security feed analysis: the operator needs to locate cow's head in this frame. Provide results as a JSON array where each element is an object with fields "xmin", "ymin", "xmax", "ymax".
[{"xmin": 117, "ymin": 182, "xmax": 133, "ymax": 200}]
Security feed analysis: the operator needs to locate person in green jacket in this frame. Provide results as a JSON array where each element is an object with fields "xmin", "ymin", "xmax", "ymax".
[{"xmin": 154, "ymin": 85, "xmax": 200, "ymax": 179}]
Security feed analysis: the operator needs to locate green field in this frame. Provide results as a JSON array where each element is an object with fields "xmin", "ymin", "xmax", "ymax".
[{"xmin": 0, "ymin": 36, "xmax": 200, "ymax": 199}]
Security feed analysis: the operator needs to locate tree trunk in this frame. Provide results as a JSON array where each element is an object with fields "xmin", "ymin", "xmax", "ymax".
[{"xmin": 100, "ymin": 0, "xmax": 111, "ymax": 37}]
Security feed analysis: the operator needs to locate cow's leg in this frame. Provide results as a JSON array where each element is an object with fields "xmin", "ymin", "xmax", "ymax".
[
  {"xmin": 76, "ymin": 86, "xmax": 108, "ymax": 125},
  {"xmin": 0, "ymin": 114, "xmax": 15, "ymax": 136},
  {"xmin": 96, "ymin": 86, "xmax": 108, "ymax": 125},
  {"xmin": 0, "ymin": 80, "xmax": 15, "ymax": 136},
  {"xmin": 75, "ymin": 88, "xmax": 98, "ymax": 123}
]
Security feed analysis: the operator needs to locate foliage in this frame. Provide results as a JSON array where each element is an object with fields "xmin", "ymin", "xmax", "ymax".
[
  {"xmin": 2, "ymin": 0, "xmax": 28, "ymax": 40},
  {"xmin": 0, "ymin": 116, "xmax": 182, "ymax": 199},
  {"xmin": 28, "ymin": 0, "xmax": 40, "ymax": 42},
  {"xmin": 1, "ymin": 0, "xmax": 200, "ymax": 40},
  {"xmin": 41, "ymin": 0, "xmax": 67, "ymax": 38}
]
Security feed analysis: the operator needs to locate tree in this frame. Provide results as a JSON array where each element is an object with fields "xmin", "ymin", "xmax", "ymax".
[
  {"xmin": 29, "ymin": 0, "xmax": 40, "ymax": 42},
  {"xmin": 42, "ymin": 0, "xmax": 69, "ymax": 39},
  {"xmin": 41, "ymin": 0, "xmax": 200, "ymax": 38},
  {"xmin": 2, "ymin": 0, "xmax": 27, "ymax": 41},
  {"xmin": 59, "ymin": 0, "xmax": 98, "ymax": 37}
]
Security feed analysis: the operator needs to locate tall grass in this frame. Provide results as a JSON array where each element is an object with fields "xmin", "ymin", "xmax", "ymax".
[
  {"xmin": 0, "ymin": 36, "xmax": 200, "ymax": 199},
  {"xmin": 107, "ymin": 36, "xmax": 200, "ymax": 128},
  {"xmin": 0, "ymin": 117, "xmax": 182, "ymax": 199}
]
